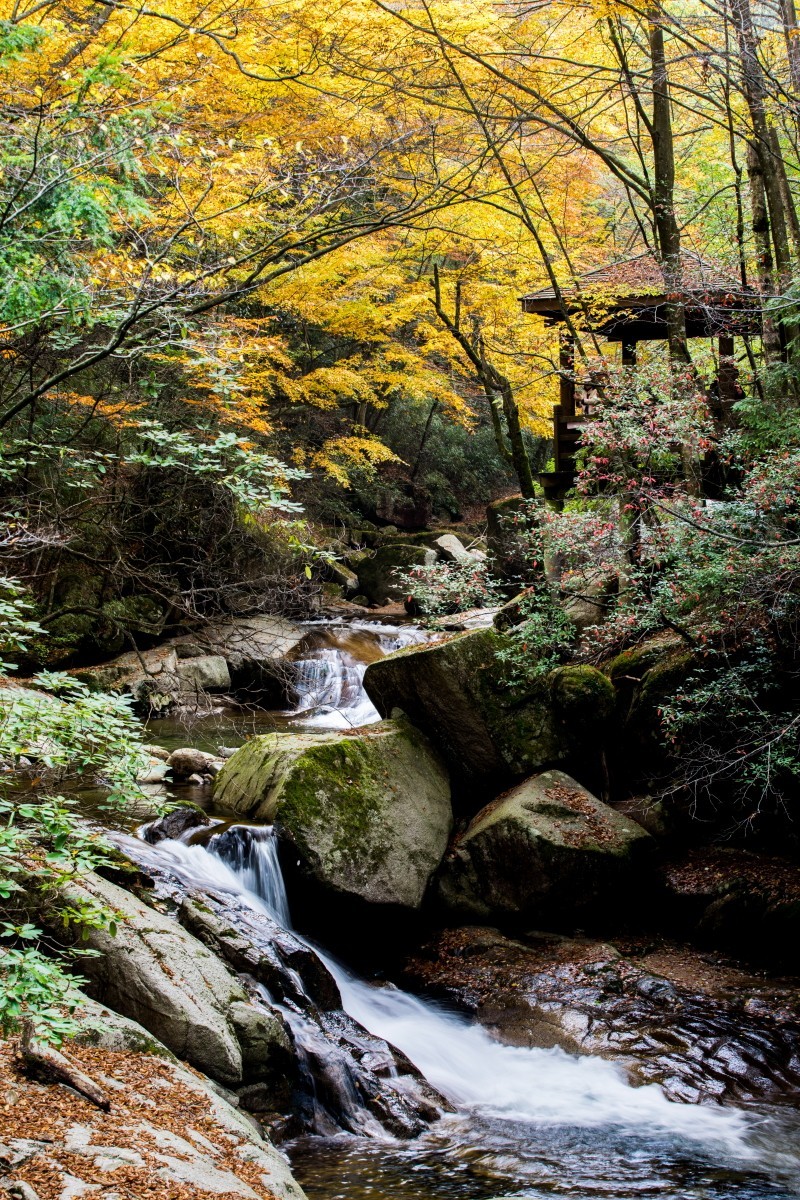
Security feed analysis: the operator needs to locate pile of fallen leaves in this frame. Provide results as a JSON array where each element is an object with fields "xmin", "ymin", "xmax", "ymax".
[{"xmin": 0, "ymin": 1039, "xmax": 280, "ymax": 1200}]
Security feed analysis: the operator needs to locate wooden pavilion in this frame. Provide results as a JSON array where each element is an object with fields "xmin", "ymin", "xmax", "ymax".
[{"xmin": 520, "ymin": 251, "xmax": 762, "ymax": 497}]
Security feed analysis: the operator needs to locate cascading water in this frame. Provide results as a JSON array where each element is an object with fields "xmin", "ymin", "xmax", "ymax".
[
  {"xmin": 129, "ymin": 820, "xmax": 800, "ymax": 1200},
  {"xmin": 131, "ymin": 622, "xmax": 800, "ymax": 1198},
  {"xmin": 285, "ymin": 621, "xmax": 426, "ymax": 729},
  {"xmin": 194, "ymin": 830, "xmax": 748, "ymax": 1147}
]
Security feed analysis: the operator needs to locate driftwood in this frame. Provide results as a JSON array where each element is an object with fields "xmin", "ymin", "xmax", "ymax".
[{"xmin": 19, "ymin": 1022, "xmax": 111, "ymax": 1112}]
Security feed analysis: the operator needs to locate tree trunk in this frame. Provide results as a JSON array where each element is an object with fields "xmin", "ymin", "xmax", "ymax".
[
  {"xmin": 648, "ymin": 7, "xmax": 690, "ymax": 365},
  {"xmin": 731, "ymin": 0, "xmax": 794, "ymax": 289},
  {"xmin": 746, "ymin": 140, "xmax": 784, "ymax": 364}
]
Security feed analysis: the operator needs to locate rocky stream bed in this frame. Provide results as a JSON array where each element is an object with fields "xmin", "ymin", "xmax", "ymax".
[{"xmin": 3, "ymin": 613, "xmax": 800, "ymax": 1200}]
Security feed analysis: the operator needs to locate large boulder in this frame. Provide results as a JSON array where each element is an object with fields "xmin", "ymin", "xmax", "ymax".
[
  {"xmin": 437, "ymin": 769, "xmax": 652, "ymax": 925},
  {"xmin": 356, "ymin": 544, "xmax": 437, "ymax": 606},
  {"xmin": 432, "ymin": 533, "xmax": 476, "ymax": 564},
  {"xmin": 175, "ymin": 653, "xmax": 231, "ymax": 692},
  {"xmin": 213, "ymin": 720, "xmax": 452, "ymax": 909},
  {"xmin": 363, "ymin": 629, "xmax": 614, "ymax": 796},
  {"xmin": 53, "ymin": 871, "xmax": 287, "ymax": 1087},
  {"xmin": 486, "ymin": 495, "xmax": 535, "ymax": 581}
]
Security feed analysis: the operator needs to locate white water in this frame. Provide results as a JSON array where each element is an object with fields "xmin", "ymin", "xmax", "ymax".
[
  {"xmin": 134, "ymin": 825, "xmax": 755, "ymax": 1160},
  {"xmin": 287, "ymin": 621, "xmax": 426, "ymax": 729}
]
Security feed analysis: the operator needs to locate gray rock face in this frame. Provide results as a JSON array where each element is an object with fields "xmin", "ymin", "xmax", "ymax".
[
  {"xmin": 55, "ymin": 871, "xmax": 276, "ymax": 1086},
  {"xmin": 175, "ymin": 654, "xmax": 232, "ymax": 692},
  {"xmin": 168, "ymin": 746, "xmax": 225, "ymax": 781},
  {"xmin": 437, "ymin": 770, "xmax": 652, "ymax": 924},
  {"xmin": 213, "ymin": 720, "xmax": 452, "ymax": 909},
  {"xmin": 356, "ymin": 544, "xmax": 437, "ymax": 606},
  {"xmin": 142, "ymin": 804, "xmax": 212, "ymax": 844},
  {"xmin": 432, "ymin": 534, "xmax": 475, "ymax": 564},
  {"xmin": 72, "ymin": 615, "xmax": 305, "ymax": 712},
  {"xmin": 173, "ymin": 614, "xmax": 305, "ymax": 676},
  {"xmin": 16, "ymin": 993, "xmax": 307, "ymax": 1200}
]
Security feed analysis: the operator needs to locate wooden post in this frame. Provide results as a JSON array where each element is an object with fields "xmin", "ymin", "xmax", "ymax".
[
  {"xmin": 718, "ymin": 334, "xmax": 737, "ymax": 412},
  {"xmin": 555, "ymin": 331, "xmax": 576, "ymax": 475},
  {"xmin": 622, "ymin": 339, "xmax": 638, "ymax": 367},
  {"xmin": 559, "ymin": 331, "xmax": 576, "ymax": 416}
]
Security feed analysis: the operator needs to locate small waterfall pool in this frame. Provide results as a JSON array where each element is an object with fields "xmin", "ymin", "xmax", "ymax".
[{"xmin": 132, "ymin": 827, "xmax": 800, "ymax": 1200}]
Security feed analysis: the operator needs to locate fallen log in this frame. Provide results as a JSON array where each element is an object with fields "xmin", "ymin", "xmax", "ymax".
[{"xmin": 18, "ymin": 1022, "xmax": 111, "ymax": 1112}]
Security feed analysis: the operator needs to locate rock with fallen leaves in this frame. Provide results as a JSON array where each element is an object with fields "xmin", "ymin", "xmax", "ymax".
[{"xmin": 0, "ymin": 1005, "xmax": 305, "ymax": 1200}]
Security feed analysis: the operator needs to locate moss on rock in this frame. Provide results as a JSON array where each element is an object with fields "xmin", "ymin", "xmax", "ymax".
[
  {"xmin": 363, "ymin": 628, "xmax": 570, "ymax": 795},
  {"xmin": 356, "ymin": 544, "xmax": 437, "ymax": 605},
  {"xmin": 550, "ymin": 664, "xmax": 616, "ymax": 730},
  {"xmin": 437, "ymin": 769, "xmax": 653, "ymax": 925},
  {"xmin": 213, "ymin": 719, "xmax": 452, "ymax": 909}
]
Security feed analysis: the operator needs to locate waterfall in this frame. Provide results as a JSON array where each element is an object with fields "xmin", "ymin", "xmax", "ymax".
[
  {"xmin": 286, "ymin": 621, "xmax": 426, "ymax": 729},
  {"xmin": 141, "ymin": 823, "xmax": 753, "ymax": 1156}
]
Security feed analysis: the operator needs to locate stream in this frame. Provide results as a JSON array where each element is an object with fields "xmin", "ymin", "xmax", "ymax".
[{"xmin": 135, "ymin": 619, "xmax": 800, "ymax": 1200}]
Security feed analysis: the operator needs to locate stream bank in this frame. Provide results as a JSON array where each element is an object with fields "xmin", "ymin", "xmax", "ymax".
[{"xmin": 4, "ymin": 615, "xmax": 800, "ymax": 1200}]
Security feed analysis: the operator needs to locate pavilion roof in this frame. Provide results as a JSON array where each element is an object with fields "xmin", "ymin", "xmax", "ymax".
[{"xmin": 520, "ymin": 250, "xmax": 756, "ymax": 317}]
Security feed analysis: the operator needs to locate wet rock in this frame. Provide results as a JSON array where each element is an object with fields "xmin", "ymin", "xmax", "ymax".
[
  {"xmin": 178, "ymin": 890, "xmax": 343, "ymax": 1013},
  {"xmin": 168, "ymin": 747, "xmax": 225, "ymax": 781},
  {"xmin": 356, "ymin": 544, "xmax": 437, "ymax": 606},
  {"xmin": 437, "ymin": 770, "xmax": 652, "ymax": 926},
  {"xmin": 48, "ymin": 870, "xmax": 269, "ymax": 1087},
  {"xmin": 213, "ymin": 720, "xmax": 452, "ymax": 910},
  {"xmin": 117, "ymin": 835, "xmax": 445, "ymax": 1140},
  {"xmin": 142, "ymin": 804, "xmax": 212, "ymax": 845},
  {"xmin": 229, "ymin": 1000, "xmax": 294, "ymax": 1087},
  {"xmin": 403, "ymin": 926, "xmax": 800, "ymax": 1105}
]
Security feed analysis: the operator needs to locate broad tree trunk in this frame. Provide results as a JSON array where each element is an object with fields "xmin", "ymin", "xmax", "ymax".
[{"xmin": 746, "ymin": 141, "xmax": 786, "ymax": 364}]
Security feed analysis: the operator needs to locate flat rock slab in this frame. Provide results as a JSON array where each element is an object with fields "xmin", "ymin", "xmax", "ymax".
[
  {"xmin": 0, "ymin": 1030, "xmax": 304, "ymax": 1200},
  {"xmin": 403, "ymin": 926, "xmax": 800, "ymax": 1105}
]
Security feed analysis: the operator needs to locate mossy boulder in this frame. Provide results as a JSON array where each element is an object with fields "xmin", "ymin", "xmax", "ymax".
[
  {"xmin": 363, "ymin": 629, "xmax": 575, "ymax": 796},
  {"xmin": 550, "ymin": 664, "xmax": 616, "ymax": 734},
  {"xmin": 213, "ymin": 719, "xmax": 452, "ymax": 909},
  {"xmin": 356, "ymin": 544, "xmax": 437, "ymax": 605},
  {"xmin": 437, "ymin": 769, "xmax": 653, "ymax": 926}
]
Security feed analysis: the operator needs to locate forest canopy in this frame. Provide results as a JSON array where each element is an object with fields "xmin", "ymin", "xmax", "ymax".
[{"xmin": 1, "ymin": 0, "xmax": 799, "ymax": 654}]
